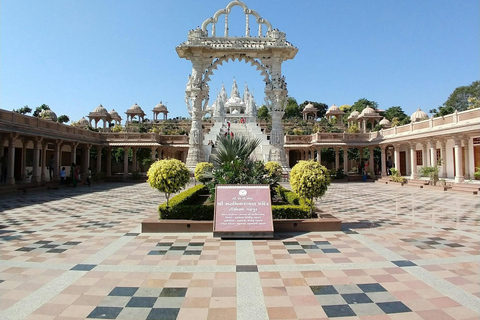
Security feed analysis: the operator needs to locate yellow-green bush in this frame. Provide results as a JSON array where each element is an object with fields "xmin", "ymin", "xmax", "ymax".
[
  {"xmin": 194, "ymin": 162, "xmax": 214, "ymax": 184},
  {"xmin": 290, "ymin": 160, "xmax": 330, "ymax": 216},
  {"xmin": 264, "ymin": 161, "xmax": 283, "ymax": 182},
  {"xmin": 147, "ymin": 159, "xmax": 190, "ymax": 206}
]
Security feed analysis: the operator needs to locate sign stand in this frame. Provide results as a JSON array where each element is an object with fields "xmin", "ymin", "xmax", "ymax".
[{"xmin": 213, "ymin": 185, "xmax": 274, "ymax": 238}]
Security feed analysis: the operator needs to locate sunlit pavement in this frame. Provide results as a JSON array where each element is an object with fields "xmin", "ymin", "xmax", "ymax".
[{"xmin": 0, "ymin": 181, "xmax": 479, "ymax": 320}]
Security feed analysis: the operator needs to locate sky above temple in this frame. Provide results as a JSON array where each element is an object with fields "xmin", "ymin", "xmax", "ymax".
[{"xmin": 1, "ymin": 0, "xmax": 478, "ymax": 123}]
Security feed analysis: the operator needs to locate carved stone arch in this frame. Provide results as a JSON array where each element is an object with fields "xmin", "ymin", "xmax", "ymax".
[{"xmin": 203, "ymin": 54, "xmax": 271, "ymax": 85}]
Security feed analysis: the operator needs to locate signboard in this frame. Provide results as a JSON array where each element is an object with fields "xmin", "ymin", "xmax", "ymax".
[
  {"xmin": 214, "ymin": 185, "xmax": 273, "ymax": 238},
  {"xmin": 473, "ymin": 137, "xmax": 480, "ymax": 145}
]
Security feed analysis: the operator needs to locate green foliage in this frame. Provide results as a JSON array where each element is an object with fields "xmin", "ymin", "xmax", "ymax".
[
  {"xmin": 419, "ymin": 158, "xmax": 442, "ymax": 185},
  {"xmin": 57, "ymin": 115, "xmax": 70, "ymax": 124},
  {"xmin": 474, "ymin": 167, "xmax": 480, "ymax": 179},
  {"xmin": 299, "ymin": 101, "xmax": 328, "ymax": 119},
  {"xmin": 264, "ymin": 161, "xmax": 283, "ymax": 182},
  {"xmin": 283, "ymin": 97, "xmax": 301, "ymax": 119},
  {"xmin": 33, "ymin": 104, "xmax": 50, "ymax": 117},
  {"xmin": 257, "ymin": 105, "xmax": 271, "ymax": 121},
  {"xmin": 389, "ymin": 168, "xmax": 406, "ymax": 183},
  {"xmin": 444, "ymin": 80, "xmax": 480, "ymax": 112},
  {"xmin": 213, "ymin": 135, "xmax": 261, "ymax": 166},
  {"xmin": 383, "ymin": 106, "xmax": 410, "ymax": 125},
  {"xmin": 158, "ymin": 185, "xmax": 213, "ymax": 220},
  {"xmin": 194, "ymin": 162, "xmax": 214, "ymax": 184},
  {"xmin": 429, "ymin": 105, "xmax": 456, "ymax": 117},
  {"xmin": 13, "ymin": 105, "xmax": 32, "ymax": 115},
  {"xmin": 111, "ymin": 125, "xmax": 124, "ymax": 132},
  {"xmin": 147, "ymin": 159, "xmax": 190, "ymax": 206},
  {"xmin": 290, "ymin": 160, "xmax": 330, "ymax": 216},
  {"xmin": 346, "ymin": 123, "xmax": 360, "ymax": 133}
]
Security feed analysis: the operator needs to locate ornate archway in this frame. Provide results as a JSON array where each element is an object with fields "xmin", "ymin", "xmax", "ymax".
[{"xmin": 176, "ymin": 0, "xmax": 298, "ymax": 170}]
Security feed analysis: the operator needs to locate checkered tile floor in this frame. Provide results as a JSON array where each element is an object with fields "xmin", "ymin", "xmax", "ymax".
[{"xmin": 0, "ymin": 181, "xmax": 479, "ymax": 320}]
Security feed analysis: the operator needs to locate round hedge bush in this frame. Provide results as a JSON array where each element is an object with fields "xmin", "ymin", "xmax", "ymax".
[{"xmin": 147, "ymin": 159, "xmax": 190, "ymax": 206}]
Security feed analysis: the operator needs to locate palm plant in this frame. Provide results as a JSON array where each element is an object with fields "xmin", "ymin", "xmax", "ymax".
[{"xmin": 213, "ymin": 135, "xmax": 262, "ymax": 166}]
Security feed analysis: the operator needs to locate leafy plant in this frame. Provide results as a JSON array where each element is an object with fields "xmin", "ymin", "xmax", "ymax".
[
  {"xmin": 194, "ymin": 162, "xmax": 214, "ymax": 184},
  {"xmin": 474, "ymin": 167, "xmax": 480, "ymax": 179},
  {"xmin": 290, "ymin": 160, "xmax": 331, "ymax": 217},
  {"xmin": 264, "ymin": 161, "xmax": 283, "ymax": 182},
  {"xmin": 147, "ymin": 159, "xmax": 190, "ymax": 207},
  {"xmin": 213, "ymin": 135, "xmax": 261, "ymax": 166},
  {"xmin": 389, "ymin": 168, "xmax": 406, "ymax": 183},
  {"xmin": 419, "ymin": 158, "xmax": 442, "ymax": 185}
]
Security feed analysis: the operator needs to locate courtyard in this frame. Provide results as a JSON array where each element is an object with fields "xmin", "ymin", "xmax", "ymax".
[{"xmin": 0, "ymin": 182, "xmax": 479, "ymax": 320}]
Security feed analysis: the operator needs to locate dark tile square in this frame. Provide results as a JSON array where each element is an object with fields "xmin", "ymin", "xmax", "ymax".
[
  {"xmin": 63, "ymin": 241, "xmax": 81, "ymax": 246},
  {"xmin": 343, "ymin": 230, "xmax": 359, "ymax": 234},
  {"xmin": 341, "ymin": 293, "xmax": 373, "ymax": 304},
  {"xmin": 148, "ymin": 250, "xmax": 167, "ymax": 255},
  {"xmin": 169, "ymin": 246, "xmax": 187, "ymax": 251},
  {"xmin": 392, "ymin": 260, "xmax": 417, "ymax": 267},
  {"xmin": 400, "ymin": 238, "xmax": 416, "ymax": 242},
  {"xmin": 310, "ymin": 285, "xmax": 338, "ymax": 295},
  {"xmin": 183, "ymin": 250, "xmax": 201, "ymax": 255},
  {"xmin": 47, "ymin": 249, "xmax": 66, "ymax": 253},
  {"xmin": 156, "ymin": 242, "xmax": 174, "ymax": 247},
  {"xmin": 236, "ymin": 265, "xmax": 258, "ymax": 272},
  {"xmin": 124, "ymin": 233, "xmax": 140, "ymax": 236},
  {"xmin": 283, "ymin": 241, "xmax": 299, "ymax": 245},
  {"xmin": 16, "ymin": 247, "xmax": 35, "ymax": 252},
  {"xmin": 109, "ymin": 287, "xmax": 139, "ymax": 297},
  {"xmin": 322, "ymin": 304, "xmax": 356, "ymax": 318},
  {"xmin": 428, "ymin": 237, "xmax": 444, "ymax": 241},
  {"xmin": 71, "ymin": 264, "xmax": 96, "ymax": 271},
  {"xmin": 188, "ymin": 242, "xmax": 204, "ymax": 246},
  {"xmin": 41, "ymin": 244, "xmax": 58, "ymax": 249},
  {"xmin": 357, "ymin": 283, "xmax": 387, "ymax": 293},
  {"xmin": 287, "ymin": 249, "xmax": 306, "ymax": 254},
  {"xmin": 160, "ymin": 288, "xmax": 187, "ymax": 297},
  {"xmin": 301, "ymin": 245, "xmax": 319, "ymax": 249},
  {"xmin": 34, "ymin": 240, "xmax": 52, "ymax": 244},
  {"xmin": 377, "ymin": 301, "xmax": 411, "ymax": 314},
  {"xmin": 146, "ymin": 308, "xmax": 179, "ymax": 320},
  {"xmin": 87, "ymin": 306, "xmax": 123, "ymax": 319},
  {"xmin": 322, "ymin": 248, "xmax": 340, "ymax": 253},
  {"xmin": 126, "ymin": 297, "xmax": 157, "ymax": 308},
  {"xmin": 423, "ymin": 240, "xmax": 439, "ymax": 245},
  {"xmin": 445, "ymin": 243, "xmax": 464, "ymax": 248}
]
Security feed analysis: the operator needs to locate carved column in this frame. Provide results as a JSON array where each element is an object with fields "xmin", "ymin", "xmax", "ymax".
[
  {"xmin": 106, "ymin": 147, "xmax": 112, "ymax": 177},
  {"xmin": 393, "ymin": 144, "xmax": 400, "ymax": 172},
  {"xmin": 440, "ymin": 139, "xmax": 447, "ymax": 178},
  {"xmin": 132, "ymin": 147, "xmax": 137, "ymax": 172},
  {"xmin": 151, "ymin": 147, "xmax": 157, "ymax": 161},
  {"xmin": 123, "ymin": 147, "xmax": 129, "ymax": 178},
  {"xmin": 41, "ymin": 140, "xmax": 47, "ymax": 182},
  {"xmin": 32, "ymin": 138, "xmax": 42, "ymax": 183},
  {"xmin": 71, "ymin": 142, "xmax": 79, "ymax": 165},
  {"xmin": 422, "ymin": 142, "xmax": 429, "ymax": 168},
  {"xmin": 7, "ymin": 134, "xmax": 17, "ymax": 185},
  {"xmin": 464, "ymin": 138, "xmax": 470, "ymax": 179},
  {"xmin": 368, "ymin": 146, "xmax": 374, "ymax": 173},
  {"xmin": 316, "ymin": 147, "xmax": 321, "ymax": 163},
  {"xmin": 380, "ymin": 145, "xmax": 386, "ymax": 177},
  {"xmin": 410, "ymin": 142, "xmax": 418, "ymax": 179},
  {"xmin": 334, "ymin": 147, "xmax": 340, "ymax": 171},
  {"xmin": 96, "ymin": 146, "xmax": 102, "ymax": 174},
  {"xmin": 343, "ymin": 147, "xmax": 348, "ymax": 173},
  {"xmin": 429, "ymin": 139, "xmax": 437, "ymax": 168},
  {"xmin": 21, "ymin": 138, "xmax": 27, "ymax": 181},
  {"xmin": 53, "ymin": 141, "xmax": 62, "ymax": 181},
  {"xmin": 453, "ymin": 137, "xmax": 464, "ymax": 183}
]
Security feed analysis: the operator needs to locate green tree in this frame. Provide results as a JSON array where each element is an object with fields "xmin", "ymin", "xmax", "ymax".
[
  {"xmin": 147, "ymin": 159, "xmax": 190, "ymax": 207},
  {"xmin": 429, "ymin": 105, "xmax": 456, "ymax": 117},
  {"xmin": 264, "ymin": 161, "xmax": 283, "ymax": 182},
  {"xmin": 290, "ymin": 160, "xmax": 330, "ymax": 216},
  {"xmin": 444, "ymin": 80, "xmax": 480, "ymax": 112},
  {"xmin": 299, "ymin": 101, "xmax": 328, "ymax": 118},
  {"xmin": 13, "ymin": 105, "xmax": 32, "ymax": 115},
  {"xmin": 350, "ymin": 98, "xmax": 378, "ymax": 112},
  {"xmin": 283, "ymin": 97, "xmax": 301, "ymax": 119},
  {"xmin": 383, "ymin": 106, "xmax": 410, "ymax": 126},
  {"xmin": 257, "ymin": 105, "xmax": 270, "ymax": 121},
  {"xmin": 33, "ymin": 104, "xmax": 50, "ymax": 117},
  {"xmin": 57, "ymin": 115, "xmax": 70, "ymax": 124}
]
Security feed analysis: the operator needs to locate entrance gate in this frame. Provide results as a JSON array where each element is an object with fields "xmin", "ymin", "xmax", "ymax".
[{"xmin": 176, "ymin": 0, "xmax": 298, "ymax": 170}]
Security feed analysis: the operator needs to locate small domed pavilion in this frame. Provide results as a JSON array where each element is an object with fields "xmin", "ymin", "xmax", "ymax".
[
  {"xmin": 152, "ymin": 102, "xmax": 169, "ymax": 121},
  {"xmin": 125, "ymin": 103, "xmax": 146, "ymax": 123},
  {"xmin": 109, "ymin": 109, "xmax": 122, "ymax": 126},
  {"xmin": 88, "ymin": 104, "xmax": 112, "ymax": 129},
  {"xmin": 356, "ymin": 106, "xmax": 382, "ymax": 132},
  {"xmin": 302, "ymin": 103, "xmax": 317, "ymax": 120},
  {"xmin": 325, "ymin": 104, "xmax": 344, "ymax": 126},
  {"xmin": 410, "ymin": 108, "xmax": 429, "ymax": 122}
]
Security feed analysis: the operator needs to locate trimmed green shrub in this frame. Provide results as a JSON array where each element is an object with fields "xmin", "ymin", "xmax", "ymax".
[
  {"xmin": 147, "ymin": 159, "xmax": 190, "ymax": 206},
  {"xmin": 264, "ymin": 161, "xmax": 283, "ymax": 182}
]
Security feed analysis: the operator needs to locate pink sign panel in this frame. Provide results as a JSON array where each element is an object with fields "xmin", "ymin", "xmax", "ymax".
[{"xmin": 214, "ymin": 185, "xmax": 273, "ymax": 233}]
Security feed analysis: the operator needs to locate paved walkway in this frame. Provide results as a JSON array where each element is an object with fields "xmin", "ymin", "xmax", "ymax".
[{"xmin": 0, "ymin": 181, "xmax": 479, "ymax": 320}]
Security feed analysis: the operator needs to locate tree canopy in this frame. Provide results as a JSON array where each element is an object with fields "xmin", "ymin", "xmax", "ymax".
[
  {"xmin": 383, "ymin": 106, "xmax": 410, "ymax": 126},
  {"xmin": 13, "ymin": 105, "xmax": 32, "ymax": 115},
  {"xmin": 299, "ymin": 101, "xmax": 328, "ymax": 119},
  {"xmin": 33, "ymin": 104, "xmax": 51, "ymax": 117},
  {"xmin": 444, "ymin": 80, "xmax": 480, "ymax": 112},
  {"xmin": 257, "ymin": 105, "xmax": 270, "ymax": 121},
  {"xmin": 283, "ymin": 97, "xmax": 301, "ymax": 119},
  {"xmin": 57, "ymin": 115, "xmax": 70, "ymax": 124}
]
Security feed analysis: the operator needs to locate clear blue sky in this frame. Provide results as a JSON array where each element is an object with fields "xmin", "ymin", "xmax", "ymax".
[{"xmin": 1, "ymin": 0, "xmax": 478, "ymax": 123}]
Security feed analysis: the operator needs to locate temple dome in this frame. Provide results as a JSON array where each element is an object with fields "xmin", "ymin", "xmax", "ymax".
[
  {"xmin": 379, "ymin": 117, "xmax": 391, "ymax": 126},
  {"xmin": 410, "ymin": 108, "xmax": 429, "ymax": 122},
  {"xmin": 360, "ymin": 106, "xmax": 376, "ymax": 115},
  {"xmin": 77, "ymin": 117, "xmax": 89, "ymax": 127},
  {"xmin": 40, "ymin": 109, "xmax": 57, "ymax": 121},
  {"xmin": 93, "ymin": 104, "xmax": 108, "ymax": 114},
  {"xmin": 303, "ymin": 103, "xmax": 316, "ymax": 112},
  {"xmin": 153, "ymin": 102, "xmax": 168, "ymax": 112},
  {"xmin": 328, "ymin": 104, "xmax": 340, "ymax": 111},
  {"xmin": 348, "ymin": 110, "xmax": 360, "ymax": 120},
  {"xmin": 109, "ymin": 109, "xmax": 122, "ymax": 121},
  {"xmin": 128, "ymin": 103, "xmax": 143, "ymax": 112}
]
